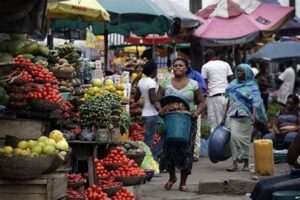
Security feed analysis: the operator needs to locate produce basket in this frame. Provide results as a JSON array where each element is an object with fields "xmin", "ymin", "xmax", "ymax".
[
  {"xmin": 125, "ymin": 152, "xmax": 146, "ymax": 166},
  {"xmin": 66, "ymin": 195, "xmax": 86, "ymax": 200},
  {"xmin": 103, "ymin": 163, "xmax": 121, "ymax": 171},
  {"xmin": 68, "ymin": 180, "xmax": 86, "ymax": 189},
  {"xmin": 46, "ymin": 148, "xmax": 72, "ymax": 173},
  {"xmin": 29, "ymin": 99, "xmax": 60, "ymax": 112},
  {"xmin": 51, "ymin": 68, "xmax": 75, "ymax": 79},
  {"xmin": 115, "ymin": 176, "xmax": 145, "ymax": 186},
  {"xmin": 0, "ymin": 154, "xmax": 55, "ymax": 179},
  {"xmin": 102, "ymin": 182, "xmax": 123, "ymax": 197}
]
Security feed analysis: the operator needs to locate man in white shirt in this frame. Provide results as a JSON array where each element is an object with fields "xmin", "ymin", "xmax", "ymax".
[
  {"xmin": 277, "ymin": 62, "xmax": 296, "ymax": 104},
  {"xmin": 201, "ymin": 49, "xmax": 233, "ymax": 130}
]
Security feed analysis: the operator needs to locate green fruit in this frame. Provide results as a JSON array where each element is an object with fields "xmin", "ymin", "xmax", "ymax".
[
  {"xmin": 27, "ymin": 140, "xmax": 37, "ymax": 149},
  {"xmin": 13, "ymin": 148, "xmax": 22, "ymax": 155},
  {"xmin": 8, "ymin": 39, "xmax": 25, "ymax": 56},
  {"xmin": 42, "ymin": 145, "xmax": 56, "ymax": 155},
  {"xmin": 17, "ymin": 140, "xmax": 28, "ymax": 150},
  {"xmin": 20, "ymin": 42, "xmax": 39, "ymax": 55},
  {"xmin": 38, "ymin": 45, "xmax": 49, "ymax": 57},
  {"xmin": 22, "ymin": 53, "xmax": 35, "ymax": 60},
  {"xmin": 33, "ymin": 56, "xmax": 47, "ymax": 63},
  {"xmin": 31, "ymin": 145, "xmax": 42, "ymax": 154}
]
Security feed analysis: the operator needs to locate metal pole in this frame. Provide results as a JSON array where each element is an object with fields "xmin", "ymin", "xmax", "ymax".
[{"xmin": 189, "ymin": 0, "xmax": 202, "ymax": 13}]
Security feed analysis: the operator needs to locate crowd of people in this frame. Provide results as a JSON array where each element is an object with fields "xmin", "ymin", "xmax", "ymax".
[{"xmin": 133, "ymin": 48, "xmax": 300, "ymax": 194}]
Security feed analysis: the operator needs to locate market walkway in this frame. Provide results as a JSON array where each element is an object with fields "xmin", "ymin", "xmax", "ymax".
[{"xmin": 139, "ymin": 149, "xmax": 290, "ymax": 200}]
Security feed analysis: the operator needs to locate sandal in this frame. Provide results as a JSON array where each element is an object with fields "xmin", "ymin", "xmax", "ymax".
[
  {"xmin": 164, "ymin": 177, "xmax": 177, "ymax": 190},
  {"xmin": 179, "ymin": 185, "xmax": 190, "ymax": 192},
  {"xmin": 226, "ymin": 164, "xmax": 238, "ymax": 172}
]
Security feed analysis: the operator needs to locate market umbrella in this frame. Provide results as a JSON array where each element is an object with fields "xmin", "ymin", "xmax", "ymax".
[
  {"xmin": 91, "ymin": 0, "xmax": 173, "ymax": 36},
  {"xmin": 249, "ymin": 41, "xmax": 300, "ymax": 62},
  {"xmin": 277, "ymin": 17, "xmax": 300, "ymax": 36},
  {"xmin": 124, "ymin": 33, "xmax": 184, "ymax": 45},
  {"xmin": 150, "ymin": 0, "xmax": 200, "ymax": 29},
  {"xmin": 193, "ymin": 0, "xmax": 294, "ymax": 46},
  {"xmin": 48, "ymin": 0, "xmax": 110, "ymax": 22}
]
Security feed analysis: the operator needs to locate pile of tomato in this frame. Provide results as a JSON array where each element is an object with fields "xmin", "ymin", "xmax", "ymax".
[
  {"xmin": 94, "ymin": 159, "xmax": 110, "ymax": 180},
  {"xmin": 111, "ymin": 187, "xmax": 136, "ymax": 200},
  {"xmin": 84, "ymin": 184, "xmax": 110, "ymax": 200},
  {"xmin": 13, "ymin": 55, "xmax": 58, "ymax": 84},
  {"xmin": 129, "ymin": 123, "xmax": 145, "ymax": 141},
  {"xmin": 28, "ymin": 83, "xmax": 62, "ymax": 103}
]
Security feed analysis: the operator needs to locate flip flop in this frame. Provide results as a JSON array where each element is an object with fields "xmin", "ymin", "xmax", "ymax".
[
  {"xmin": 164, "ymin": 177, "xmax": 177, "ymax": 190},
  {"xmin": 179, "ymin": 185, "xmax": 190, "ymax": 192}
]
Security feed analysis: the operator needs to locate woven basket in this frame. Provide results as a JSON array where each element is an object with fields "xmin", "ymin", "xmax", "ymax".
[
  {"xmin": 102, "ymin": 182, "xmax": 123, "ymax": 197},
  {"xmin": 66, "ymin": 195, "xmax": 86, "ymax": 200},
  {"xmin": 126, "ymin": 153, "xmax": 146, "ymax": 166},
  {"xmin": 46, "ymin": 149, "xmax": 72, "ymax": 173},
  {"xmin": 30, "ymin": 99, "xmax": 60, "ymax": 112},
  {"xmin": 0, "ymin": 154, "xmax": 55, "ymax": 179},
  {"xmin": 114, "ymin": 176, "xmax": 145, "ymax": 186},
  {"xmin": 67, "ymin": 180, "xmax": 86, "ymax": 190},
  {"xmin": 51, "ymin": 69, "xmax": 75, "ymax": 79}
]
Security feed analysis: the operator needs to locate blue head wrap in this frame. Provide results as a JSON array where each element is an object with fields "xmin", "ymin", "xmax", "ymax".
[{"xmin": 225, "ymin": 63, "xmax": 267, "ymax": 121}]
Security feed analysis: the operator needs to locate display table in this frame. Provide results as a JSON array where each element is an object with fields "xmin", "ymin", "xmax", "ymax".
[{"xmin": 0, "ymin": 173, "xmax": 67, "ymax": 200}]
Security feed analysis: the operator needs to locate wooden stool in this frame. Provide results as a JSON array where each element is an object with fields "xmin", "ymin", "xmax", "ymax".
[{"xmin": 272, "ymin": 190, "xmax": 300, "ymax": 200}]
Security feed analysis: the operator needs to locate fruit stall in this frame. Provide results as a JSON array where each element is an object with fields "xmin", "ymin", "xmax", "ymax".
[{"xmin": 0, "ymin": 31, "xmax": 157, "ymax": 199}]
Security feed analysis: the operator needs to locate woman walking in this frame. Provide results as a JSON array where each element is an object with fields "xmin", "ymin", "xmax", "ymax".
[
  {"xmin": 222, "ymin": 63, "xmax": 267, "ymax": 172},
  {"xmin": 155, "ymin": 58, "xmax": 206, "ymax": 192}
]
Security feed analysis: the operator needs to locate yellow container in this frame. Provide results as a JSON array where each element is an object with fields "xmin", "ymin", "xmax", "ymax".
[
  {"xmin": 253, "ymin": 139, "xmax": 274, "ymax": 175},
  {"xmin": 119, "ymin": 132, "xmax": 129, "ymax": 142}
]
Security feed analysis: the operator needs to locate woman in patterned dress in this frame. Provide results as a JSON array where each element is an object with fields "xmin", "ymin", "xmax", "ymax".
[{"xmin": 155, "ymin": 58, "xmax": 206, "ymax": 192}]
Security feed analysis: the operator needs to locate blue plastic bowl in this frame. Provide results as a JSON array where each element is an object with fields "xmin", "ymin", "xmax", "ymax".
[{"xmin": 208, "ymin": 125, "xmax": 232, "ymax": 163}]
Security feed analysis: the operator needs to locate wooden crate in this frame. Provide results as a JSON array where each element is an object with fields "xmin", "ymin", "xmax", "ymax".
[{"xmin": 0, "ymin": 173, "xmax": 67, "ymax": 200}]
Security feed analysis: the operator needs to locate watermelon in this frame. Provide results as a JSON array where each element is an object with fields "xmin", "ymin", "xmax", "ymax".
[
  {"xmin": 19, "ymin": 42, "xmax": 39, "ymax": 55},
  {"xmin": 22, "ymin": 53, "xmax": 35, "ymax": 60},
  {"xmin": 8, "ymin": 39, "xmax": 25, "ymax": 56},
  {"xmin": 38, "ymin": 45, "xmax": 49, "ymax": 57}
]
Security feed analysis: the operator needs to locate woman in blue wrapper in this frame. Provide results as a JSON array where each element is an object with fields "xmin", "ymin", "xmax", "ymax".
[{"xmin": 221, "ymin": 63, "xmax": 267, "ymax": 172}]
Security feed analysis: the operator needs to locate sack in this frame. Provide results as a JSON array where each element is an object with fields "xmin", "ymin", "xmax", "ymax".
[{"xmin": 138, "ymin": 141, "xmax": 159, "ymax": 175}]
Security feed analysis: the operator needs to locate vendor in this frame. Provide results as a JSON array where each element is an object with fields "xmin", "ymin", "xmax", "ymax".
[{"xmin": 250, "ymin": 131, "xmax": 300, "ymax": 200}]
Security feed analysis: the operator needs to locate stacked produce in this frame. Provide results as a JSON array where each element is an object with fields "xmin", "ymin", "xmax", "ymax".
[
  {"xmin": 122, "ymin": 58, "xmax": 147, "ymax": 73},
  {"xmin": 61, "ymin": 101, "xmax": 81, "ymax": 140},
  {"xmin": 0, "ymin": 33, "xmax": 49, "ymax": 63},
  {"xmin": 82, "ymin": 78, "xmax": 127, "ymax": 102},
  {"xmin": 100, "ymin": 147, "xmax": 145, "ymax": 178},
  {"xmin": 57, "ymin": 42, "xmax": 80, "ymax": 73},
  {"xmin": 79, "ymin": 95, "xmax": 112, "ymax": 128},
  {"xmin": 95, "ymin": 160, "xmax": 110, "ymax": 180},
  {"xmin": 0, "ymin": 130, "xmax": 68, "ymax": 160},
  {"xmin": 3, "ymin": 55, "xmax": 63, "ymax": 111},
  {"xmin": 129, "ymin": 98, "xmax": 143, "ymax": 124},
  {"xmin": 84, "ymin": 184, "xmax": 110, "ymax": 200},
  {"xmin": 129, "ymin": 123, "xmax": 145, "ymax": 142},
  {"xmin": 111, "ymin": 187, "xmax": 136, "ymax": 200}
]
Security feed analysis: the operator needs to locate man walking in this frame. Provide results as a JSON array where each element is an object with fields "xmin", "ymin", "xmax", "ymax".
[{"xmin": 201, "ymin": 49, "xmax": 233, "ymax": 130}]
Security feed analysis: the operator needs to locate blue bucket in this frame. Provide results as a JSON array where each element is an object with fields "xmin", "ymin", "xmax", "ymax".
[{"xmin": 163, "ymin": 111, "xmax": 191, "ymax": 143}]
